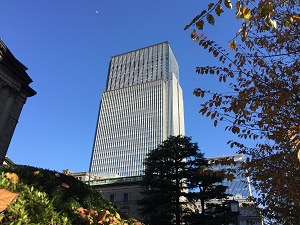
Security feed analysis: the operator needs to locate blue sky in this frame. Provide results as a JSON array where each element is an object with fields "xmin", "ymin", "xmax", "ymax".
[{"xmin": 1, "ymin": 1, "xmax": 241, "ymax": 172}]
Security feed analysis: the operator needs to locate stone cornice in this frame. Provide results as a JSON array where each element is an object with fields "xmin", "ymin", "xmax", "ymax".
[{"xmin": 0, "ymin": 39, "xmax": 36, "ymax": 97}]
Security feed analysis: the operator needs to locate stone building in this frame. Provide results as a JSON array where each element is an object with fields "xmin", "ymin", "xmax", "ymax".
[
  {"xmin": 0, "ymin": 39, "xmax": 36, "ymax": 164},
  {"xmin": 90, "ymin": 176, "xmax": 143, "ymax": 220}
]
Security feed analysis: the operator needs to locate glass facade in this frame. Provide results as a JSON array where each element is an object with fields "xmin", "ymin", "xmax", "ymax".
[
  {"xmin": 90, "ymin": 42, "xmax": 185, "ymax": 177},
  {"xmin": 209, "ymin": 154, "xmax": 252, "ymax": 199}
]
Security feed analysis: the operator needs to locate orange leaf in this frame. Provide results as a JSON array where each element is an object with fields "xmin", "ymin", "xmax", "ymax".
[
  {"xmin": 0, "ymin": 189, "xmax": 19, "ymax": 212},
  {"xmin": 229, "ymin": 40, "xmax": 236, "ymax": 50}
]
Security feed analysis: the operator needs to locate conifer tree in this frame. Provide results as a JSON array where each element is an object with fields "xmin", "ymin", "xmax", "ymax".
[{"xmin": 139, "ymin": 136, "xmax": 232, "ymax": 225}]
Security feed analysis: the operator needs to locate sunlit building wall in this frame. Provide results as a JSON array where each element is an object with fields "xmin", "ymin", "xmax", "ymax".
[
  {"xmin": 90, "ymin": 42, "xmax": 185, "ymax": 177},
  {"xmin": 208, "ymin": 154, "xmax": 253, "ymax": 199}
]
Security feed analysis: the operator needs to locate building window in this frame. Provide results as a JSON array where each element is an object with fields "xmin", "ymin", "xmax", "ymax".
[
  {"xmin": 124, "ymin": 193, "xmax": 129, "ymax": 202},
  {"xmin": 121, "ymin": 207, "xmax": 129, "ymax": 215},
  {"xmin": 110, "ymin": 194, "xmax": 114, "ymax": 202}
]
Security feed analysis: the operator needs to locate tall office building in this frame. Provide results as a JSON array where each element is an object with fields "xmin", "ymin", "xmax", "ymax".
[{"xmin": 90, "ymin": 42, "xmax": 185, "ymax": 177}]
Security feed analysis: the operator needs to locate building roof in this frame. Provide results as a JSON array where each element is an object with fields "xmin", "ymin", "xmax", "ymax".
[
  {"xmin": 111, "ymin": 41, "xmax": 169, "ymax": 58},
  {"xmin": 0, "ymin": 38, "xmax": 36, "ymax": 97}
]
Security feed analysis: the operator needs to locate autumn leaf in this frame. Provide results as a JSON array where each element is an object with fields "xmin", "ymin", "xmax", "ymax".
[
  {"xmin": 191, "ymin": 29, "xmax": 199, "ymax": 42},
  {"xmin": 225, "ymin": 173, "xmax": 235, "ymax": 181},
  {"xmin": 266, "ymin": 18, "xmax": 277, "ymax": 28},
  {"xmin": 215, "ymin": 5, "xmax": 224, "ymax": 16},
  {"xmin": 186, "ymin": 1, "xmax": 300, "ymax": 222},
  {"xmin": 0, "ymin": 189, "xmax": 19, "ymax": 212},
  {"xmin": 229, "ymin": 40, "xmax": 236, "ymax": 50},
  {"xmin": 241, "ymin": 30, "xmax": 248, "ymax": 42},
  {"xmin": 291, "ymin": 14, "xmax": 300, "ymax": 23},
  {"xmin": 214, "ymin": 120, "xmax": 218, "ymax": 127},
  {"xmin": 213, "ymin": 50, "xmax": 219, "ymax": 57},
  {"xmin": 196, "ymin": 20, "xmax": 204, "ymax": 30},
  {"xmin": 76, "ymin": 207, "xmax": 87, "ymax": 214},
  {"xmin": 207, "ymin": 14, "xmax": 215, "ymax": 25},
  {"xmin": 242, "ymin": 6, "xmax": 251, "ymax": 19},
  {"xmin": 33, "ymin": 170, "xmax": 40, "ymax": 176},
  {"xmin": 232, "ymin": 126, "xmax": 240, "ymax": 134},
  {"xmin": 98, "ymin": 210, "xmax": 109, "ymax": 221},
  {"xmin": 224, "ymin": 0, "xmax": 232, "ymax": 9},
  {"xmin": 60, "ymin": 183, "xmax": 70, "ymax": 189},
  {"xmin": 208, "ymin": 3, "xmax": 214, "ymax": 10},
  {"xmin": 5, "ymin": 173, "xmax": 19, "ymax": 184}
]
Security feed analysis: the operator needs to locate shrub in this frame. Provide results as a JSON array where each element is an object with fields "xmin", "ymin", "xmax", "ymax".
[{"xmin": 0, "ymin": 165, "xmax": 142, "ymax": 225}]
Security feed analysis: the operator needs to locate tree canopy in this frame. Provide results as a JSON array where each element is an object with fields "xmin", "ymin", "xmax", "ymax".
[
  {"xmin": 184, "ymin": 0, "xmax": 300, "ymax": 224},
  {"xmin": 139, "ymin": 135, "xmax": 233, "ymax": 225}
]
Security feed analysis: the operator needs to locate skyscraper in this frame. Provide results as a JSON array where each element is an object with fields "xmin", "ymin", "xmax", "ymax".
[{"xmin": 90, "ymin": 42, "xmax": 184, "ymax": 177}]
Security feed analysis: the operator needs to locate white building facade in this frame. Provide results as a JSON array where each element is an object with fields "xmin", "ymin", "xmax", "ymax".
[{"xmin": 90, "ymin": 42, "xmax": 185, "ymax": 177}]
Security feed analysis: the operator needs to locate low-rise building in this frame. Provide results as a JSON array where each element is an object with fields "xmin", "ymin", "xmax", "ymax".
[
  {"xmin": 66, "ymin": 154, "xmax": 263, "ymax": 224},
  {"xmin": 89, "ymin": 176, "xmax": 143, "ymax": 220},
  {"xmin": 62, "ymin": 169, "xmax": 101, "ymax": 182}
]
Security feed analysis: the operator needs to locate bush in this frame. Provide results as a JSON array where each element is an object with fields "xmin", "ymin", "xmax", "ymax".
[{"xmin": 0, "ymin": 165, "xmax": 142, "ymax": 225}]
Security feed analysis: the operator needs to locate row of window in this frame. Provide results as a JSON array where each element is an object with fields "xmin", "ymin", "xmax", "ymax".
[
  {"xmin": 109, "ymin": 193, "xmax": 128, "ymax": 202},
  {"xmin": 107, "ymin": 43, "xmax": 175, "ymax": 90}
]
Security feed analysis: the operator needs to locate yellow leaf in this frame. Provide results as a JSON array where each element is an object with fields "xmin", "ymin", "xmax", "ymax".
[
  {"xmin": 292, "ymin": 15, "xmax": 300, "ymax": 22},
  {"xmin": 298, "ymin": 149, "xmax": 300, "ymax": 161},
  {"xmin": 33, "ymin": 170, "xmax": 40, "ymax": 176},
  {"xmin": 5, "ymin": 173, "xmax": 19, "ymax": 184},
  {"xmin": 224, "ymin": 0, "xmax": 232, "ymax": 9},
  {"xmin": 242, "ymin": 6, "xmax": 251, "ymax": 19}
]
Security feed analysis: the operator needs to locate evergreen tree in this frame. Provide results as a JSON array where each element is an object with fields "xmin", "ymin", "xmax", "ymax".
[
  {"xmin": 139, "ymin": 135, "xmax": 233, "ymax": 225},
  {"xmin": 187, "ymin": 166, "xmax": 233, "ymax": 225}
]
